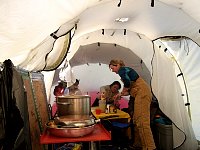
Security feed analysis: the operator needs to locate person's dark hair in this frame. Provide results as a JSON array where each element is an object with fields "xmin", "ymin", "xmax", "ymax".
[
  {"xmin": 110, "ymin": 81, "xmax": 121, "ymax": 89},
  {"xmin": 76, "ymin": 79, "xmax": 80, "ymax": 84}
]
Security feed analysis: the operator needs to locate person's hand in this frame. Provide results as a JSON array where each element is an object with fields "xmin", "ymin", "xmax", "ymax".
[
  {"xmin": 114, "ymin": 100, "xmax": 120, "ymax": 109},
  {"xmin": 113, "ymin": 93, "xmax": 121, "ymax": 101},
  {"xmin": 121, "ymin": 88, "xmax": 130, "ymax": 96}
]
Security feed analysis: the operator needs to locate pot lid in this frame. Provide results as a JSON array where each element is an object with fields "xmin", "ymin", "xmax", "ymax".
[
  {"xmin": 56, "ymin": 95, "xmax": 90, "ymax": 99},
  {"xmin": 53, "ymin": 115, "xmax": 96, "ymax": 128},
  {"xmin": 55, "ymin": 115, "xmax": 93, "ymax": 121}
]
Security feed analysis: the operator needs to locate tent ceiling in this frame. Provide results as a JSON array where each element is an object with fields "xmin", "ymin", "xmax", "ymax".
[
  {"xmin": 1, "ymin": 0, "xmax": 200, "ymax": 70},
  {"xmin": 73, "ymin": 0, "xmax": 200, "ymax": 42}
]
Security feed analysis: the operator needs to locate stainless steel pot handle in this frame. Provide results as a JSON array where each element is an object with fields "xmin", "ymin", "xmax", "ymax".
[{"xmin": 56, "ymin": 102, "xmax": 73, "ymax": 105}]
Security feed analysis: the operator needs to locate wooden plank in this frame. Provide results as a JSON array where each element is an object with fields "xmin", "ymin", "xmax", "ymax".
[{"xmin": 21, "ymin": 71, "xmax": 49, "ymax": 150}]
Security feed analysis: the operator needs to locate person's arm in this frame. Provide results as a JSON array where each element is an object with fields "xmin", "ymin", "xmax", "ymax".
[
  {"xmin": 75, "ymin": 89, "xmax": 82, "ymax": 95},
  {"xmin": 119, "ymin": 67, "xmax": 139, "ymax": 95},
  {"xmin": 121, "ymin": 89, "xmax": 129, "ymax": 96},
  {"xmin": 118, "ymin": 67, "xmax": 131, "ymax": 95},
  {"xmin": 119, "ymin": 67, "xmax": 131, "ymax": 88},
  {"xmin": 113, "ymin": 90, "xmax": 129, "ymax": 101}
]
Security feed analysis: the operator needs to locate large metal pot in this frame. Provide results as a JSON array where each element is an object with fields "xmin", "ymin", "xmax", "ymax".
[{"xmin": 56, "ymin": 95, "xmax": 91, "ymax": 116}]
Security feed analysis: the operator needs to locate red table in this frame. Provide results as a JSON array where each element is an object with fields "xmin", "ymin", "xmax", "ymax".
[{"xmin": 40, "ymin": 124, "xmax": 111, "ymax": 149}]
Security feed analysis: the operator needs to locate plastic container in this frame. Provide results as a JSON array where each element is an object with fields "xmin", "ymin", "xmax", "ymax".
[
  {"xmin": 99, "ymin": 100, "xmax": 106, "ymax": 113},
  {"xmin": 156, "ymin": 123, "xmax": 173, "ymax": 150},
  {"xmin": 95, "ymin": 108, "xmax": 101, "ymax": 115},
  {"xmin": 154, "ymin": 116, "xmax": 172, "ymax": 125}
]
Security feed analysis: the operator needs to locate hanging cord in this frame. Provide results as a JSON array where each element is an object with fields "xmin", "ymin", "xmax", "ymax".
[
  {"xmin": 150, "ymin": 41, "xmax": 155, "ymax": 93},
  {"xmin": 171, "ymin": 122, "xmax": 186, "ymax": 149}
]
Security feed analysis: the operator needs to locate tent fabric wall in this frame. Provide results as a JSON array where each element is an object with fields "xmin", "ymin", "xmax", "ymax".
[
  {"xmin": 1, "ymin": 0, "xmax": 200, "ymax": 149},
  {"xmin": 160, "ymin": 38, "xmax": 200, "ymax": 141},
  {"xmin": 151, "ymin": 42, "xmax": 198, "ymax": 149}
]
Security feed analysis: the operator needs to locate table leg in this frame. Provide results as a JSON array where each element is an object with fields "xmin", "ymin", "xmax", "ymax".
[
  {"xmin": 89, "ymin": 141, "xmax": 97, "ymax": 150},
  {"xmin": 47, "ymin": 144, "xmax": 53, "ymax": 150}
]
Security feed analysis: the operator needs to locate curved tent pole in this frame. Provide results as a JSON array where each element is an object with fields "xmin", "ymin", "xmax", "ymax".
[{"xmin": 167, "ymin": 51, "xmax": 191, "ymax": 120}]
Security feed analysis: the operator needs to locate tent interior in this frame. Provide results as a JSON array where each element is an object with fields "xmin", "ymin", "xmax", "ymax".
[{"xmin": 1, "ymin": 0, "xmax": 200, "ymax": 149}]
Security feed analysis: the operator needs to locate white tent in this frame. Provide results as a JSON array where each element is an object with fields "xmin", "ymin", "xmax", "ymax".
[{"xmin": 1, "ymin": 0, "xmax": 200, "ymax": 149}]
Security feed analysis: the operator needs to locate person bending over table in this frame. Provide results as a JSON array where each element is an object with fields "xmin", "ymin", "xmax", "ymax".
[{"xmin": 109, "ymin": 59, "xmax": 156, "ymax": 150}]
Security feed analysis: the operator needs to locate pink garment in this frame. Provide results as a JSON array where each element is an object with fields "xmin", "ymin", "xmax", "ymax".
[
  {"xmin": 88, "ymin": 91, "xmax": 99, "ymax": 106},
  {"xmin": 119, "ymin": 98, "xmax": 128, "ymax": 109},
  {"xmin": 51, "ymin": 102, "xmax": 57, "ymax": 117}
]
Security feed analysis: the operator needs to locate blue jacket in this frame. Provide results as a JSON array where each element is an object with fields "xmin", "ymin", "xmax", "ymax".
[{"xmin": 118, "ymin": 66, "xmax": 139, "ymax": 88}]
